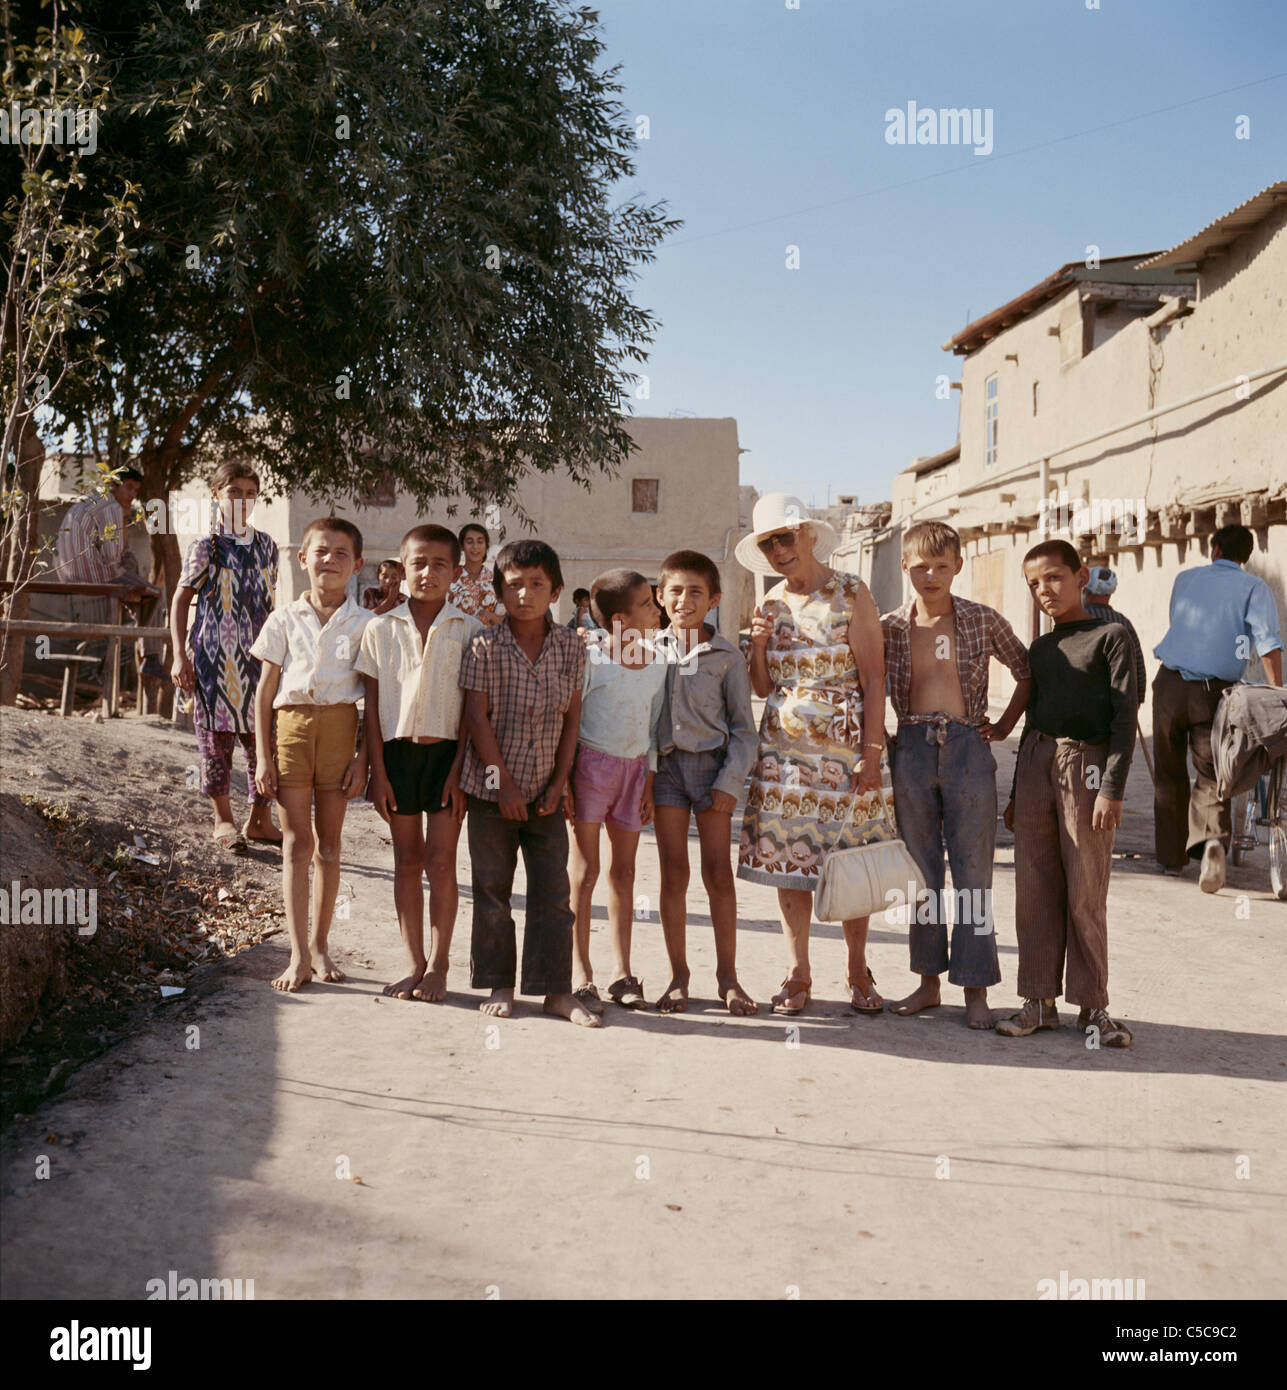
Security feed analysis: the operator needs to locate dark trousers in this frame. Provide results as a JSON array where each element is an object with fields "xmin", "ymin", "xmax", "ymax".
[
  {"xmin": 467, "ymin": 794, "xmax": 573, "ymax": 996},
  {"xmin": 889, "ymin": 719, "xmax": 1001, "ymax": 988},
  {"xmin": 1152, "ymin": 664, "xmax": 1233, "ymax": 866},
  {"xmin": 1014, "ymin": 733, "xmax": 1114, "ymax": 1010}
]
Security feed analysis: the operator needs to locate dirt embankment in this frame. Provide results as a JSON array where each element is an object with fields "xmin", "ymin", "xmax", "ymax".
[{"xmin": 0, "ymin": 707, "xmax": 286, "ymax": 1119}]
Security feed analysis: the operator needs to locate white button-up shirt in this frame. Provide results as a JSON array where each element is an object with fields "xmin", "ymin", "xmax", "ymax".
[
  {"xmin": 249, "ymin": 594, "xmax": 371, "ymax": 707},
  {"xmin": 355, "ymin": 600, "xmax": 482, "ymax": 740}
]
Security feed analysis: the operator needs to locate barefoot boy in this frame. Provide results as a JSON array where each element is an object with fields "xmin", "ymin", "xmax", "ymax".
[
  {"xmin": 251, "ymin": 518, "xmax": 371, "ymax": 992},
  {"xmin": 458, "ymin": 539, "xmax": 600, "ymax": 1027},
  {"xmin": 652, "ymin": 550, "xmax": 759, "ymax": 1015},
  {"xmin": 880, "ymin": 520, "xmax": 1031, "ymax": 1030},
  {"xmin": 568, "ymin": 569, "xmax": 666, "ymax": 1013},
  {"xmin": 996, "ymin": 539, "xmax": 1138, "ymax": 1046},
  {"xmin": 357, "ymin": 525, "xmax": 481, "ymax": 1003}
]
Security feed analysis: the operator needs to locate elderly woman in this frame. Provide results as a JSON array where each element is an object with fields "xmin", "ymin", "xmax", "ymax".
[{"xmin": 735, "ymin": 493, "xmax": 889, "ymax": 1015}]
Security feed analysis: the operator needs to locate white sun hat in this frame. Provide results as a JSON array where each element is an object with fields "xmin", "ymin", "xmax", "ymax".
[{"xmin": 734, "ymin": 492, "xmax": 839, "ymax": 576}]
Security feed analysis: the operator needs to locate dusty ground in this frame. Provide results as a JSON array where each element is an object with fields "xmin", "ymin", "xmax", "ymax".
[{"xmin": 0, "ymin": 702, "xmax": 1283, "ymax": 1300}]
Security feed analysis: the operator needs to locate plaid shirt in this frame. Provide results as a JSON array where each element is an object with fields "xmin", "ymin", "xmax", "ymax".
[
  {"xmin": 54, "ymin": 495, "xmax": 127, "ymax": 583},
  {"xmin": 458, "ymin": 616, "xmax": 586, "ymax": 801},
  {"xmin": 881, "ymin": 594, "xmax": 1030, "ymax": 724}
]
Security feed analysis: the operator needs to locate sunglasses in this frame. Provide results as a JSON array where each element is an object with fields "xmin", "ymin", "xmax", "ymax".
[{"xmin": 756, "ymin": 529, "xmax": 799, "ymax": 554}]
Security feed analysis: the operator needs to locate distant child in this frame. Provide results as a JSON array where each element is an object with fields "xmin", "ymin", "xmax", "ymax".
[
  {"xmin": 458, "ymin": 539, "xmax": 600, "ymax": 1027},
  {"xmin": 171, "ymin": 460, "xmax": 281, "ymax": 854},
  {"xmin": 651, "ymin": 549, "xmax": 758, "ymax": 1015},
  {"xmin": 568, "ymin": 569, "xmax": 666, "ymax": 1012},
  {"xmin": 251, "ymin": 518, "xmax": 371, "ymax": 992},
  {"xmin": 357, "ymin": 525, "xmax": 481, "ymax": 1002},
  {"xmin": 363, "ymin": 558, "xmax": 405, "ymax": 613},
  {"xmin": 567, "ymin": 588, "xmax": 597, "ymax": 630},
  {"xmin": 448, "ymin": 522, "xmax": 505, "ymax": 626},
  {"xmin": 997, "ymin": 539, "xmax": 1138, "ymax": 1046},
  {"xmin": 880, "ymin": 520, "xmax": 1031, "ymax": 1030}
]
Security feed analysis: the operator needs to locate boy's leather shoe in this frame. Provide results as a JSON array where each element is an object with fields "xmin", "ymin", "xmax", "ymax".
[
  {"xmin": 995, "ymin": 998, "xmax": 1059, "ymax": 1037},
  {"xmin": 1077, "ymin": 1007, "xmax": 1133, "ymax": 1047}
]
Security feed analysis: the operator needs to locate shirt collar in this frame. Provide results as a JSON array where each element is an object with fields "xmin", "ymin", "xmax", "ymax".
[
  {"xmin": 1212, "ymin": 558, "xmax": 1241, "ymax": 570},
  {"xmin": 657, "ymin": 624, "xmax": 726, "ymax": 659},
  {"xmin": 293, "ymin": 592, "xmax": 359, "ymax": 624},
  {"xmin": 390, "ymin": 598, "xmax": 465, "ymax": 629},
  {"xmin": 893, "ymin": 592, "xmax": 964, "ymax": 626}
]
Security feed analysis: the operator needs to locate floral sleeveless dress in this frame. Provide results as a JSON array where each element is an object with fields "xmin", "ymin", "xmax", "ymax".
[
  {"xmin": 179, "ymin": 526, "xmax": 278, "ymax": 732},
  {"xmin": 736, "ymin": 570, "xmax": 895, "ymax": 890}
]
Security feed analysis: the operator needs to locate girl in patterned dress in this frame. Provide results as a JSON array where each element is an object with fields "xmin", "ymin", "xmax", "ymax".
[
  {"xmin": 170, "ymin": 461, "xmax": 280, "ymax": 852},
  {"xmin": 447, "ymin": 522, "xmax": 505, "ymax": 626},
  {"xmin": 735, "ymin": 493, "xmax": 891, "ymax": 1016}
]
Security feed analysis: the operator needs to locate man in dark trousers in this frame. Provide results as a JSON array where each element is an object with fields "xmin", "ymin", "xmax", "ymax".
[{"xmin": 1152, "ymin": 525, "xmax": 1282, "ymax": 892}]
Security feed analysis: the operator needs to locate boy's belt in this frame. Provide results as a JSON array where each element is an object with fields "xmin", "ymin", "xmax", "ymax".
[{"xmin": 899, "ymin": 712, "xmax": 976, "ymax": 746}]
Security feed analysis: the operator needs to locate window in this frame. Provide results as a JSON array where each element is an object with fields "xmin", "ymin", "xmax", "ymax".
[
  {"xmin": 985, "ymin": 375, "xmax": 999, "ymax": 467},
  {"xmin": 357, "ymin": 470, "xmax": 396, "ymax": 507},
  {"xmin": 1032, "ymin": 381, "xmax": 1039, "ymax": 416},
  {"xmin": 631, "ymin": 477, "xmax": 659, "ymax": 513}
]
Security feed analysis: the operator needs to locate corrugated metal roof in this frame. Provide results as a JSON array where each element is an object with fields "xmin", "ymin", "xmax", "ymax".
[{"xmin": 1136, "ymin": 181, "xmax": 1287, "ymax": 269}]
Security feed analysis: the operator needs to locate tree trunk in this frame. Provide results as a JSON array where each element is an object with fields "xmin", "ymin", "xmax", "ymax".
[{"xmin": 0, "ymin": 418, "xmax": 47, "ymax": 705}]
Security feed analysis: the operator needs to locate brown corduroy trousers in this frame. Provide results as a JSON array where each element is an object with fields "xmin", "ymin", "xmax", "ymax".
[{"xmin": 1014, "ymin": 732, "xmax": 1115, "ymax": 1010}]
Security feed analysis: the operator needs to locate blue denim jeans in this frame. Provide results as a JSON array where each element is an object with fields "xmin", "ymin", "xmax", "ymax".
[
  {"xmin": 888, "ymin": 719, "xmax": 1001, "ymax": 988},
  {"xmin": 467, "ymin": 794, "xmax": 574, "ymax": 996}
]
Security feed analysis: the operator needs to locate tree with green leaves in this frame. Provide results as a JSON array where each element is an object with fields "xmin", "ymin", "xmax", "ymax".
[{"xmin": 51, "ymin": 0, "xmax": 677, "ymax": 605}]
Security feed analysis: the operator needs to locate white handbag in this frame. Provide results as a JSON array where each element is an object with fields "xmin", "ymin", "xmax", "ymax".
[{"xmin": 814, "ymin": 790, "xmax": 926, "ymax": 922}]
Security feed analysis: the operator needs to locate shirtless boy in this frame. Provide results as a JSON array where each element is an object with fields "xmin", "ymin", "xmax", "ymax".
[{"xmin": 880, "ymin": 521, "xmax": 1031, "ymax": 1028}]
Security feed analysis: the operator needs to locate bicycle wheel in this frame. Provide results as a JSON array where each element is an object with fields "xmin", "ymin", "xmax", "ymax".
[{"xmin": 1268, "ymin": 762, "xmax": 1287, "ymax": 902}]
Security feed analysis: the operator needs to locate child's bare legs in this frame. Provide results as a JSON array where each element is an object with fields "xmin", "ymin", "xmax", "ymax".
[
  {"xmin": 695, "ymin": 807, "xmax": 756, "ymax": 1014},
  {"xmin": 569, "ymin": 820, "xmax": 601, "ymax": 990},
  {"xmin": 843, "ymin": 915, "xmax": 881, "ymax": 1008},
  {"xmin": 605, "ymin": 823, "xmax": 640, "ymax": 981},
  {"xmin": 243, "ymin": 802, "xmax": 280, "ymax": 841},
  {"xmin": 654, "ymin": 805, "xmax": 691, "ymax": 1011},
  {"xmin": 273, "ymin": 786, "xmax": 315, "ymax": 991},
  {"xmin": 413, "ymin": 808, "xmax": 462, "ymax": 1001},
  {"xmin": 385, "ymin": 811, "xmax": 428, "ymax": 997},
  {"xmin": 772, "ymin": 887, "xmax": 813, "ymax": 1008},
  {"xmin": 308, "ymin": 788, "xmax": 349, "ymax": 982}
]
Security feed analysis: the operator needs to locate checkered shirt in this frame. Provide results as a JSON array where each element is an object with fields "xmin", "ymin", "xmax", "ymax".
[
  {"xmin": 458, "ymin": 617, "xmax": 586, "ymax": 801},
  {"xmin": 881, "ymin": 594, "xmax": 1030, "ymax": 724}
]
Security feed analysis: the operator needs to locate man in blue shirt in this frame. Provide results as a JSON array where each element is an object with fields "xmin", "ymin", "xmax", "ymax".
[{"xmin": 1153, "ymin": 524, "xmax": 1283, "ymax": 890}]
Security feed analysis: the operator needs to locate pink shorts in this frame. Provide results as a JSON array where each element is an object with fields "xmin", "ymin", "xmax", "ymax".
[{"xmin": 573, "ymin": 745, "xmax": 649, "ymax": 831}]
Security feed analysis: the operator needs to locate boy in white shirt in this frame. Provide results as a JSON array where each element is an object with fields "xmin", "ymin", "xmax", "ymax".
[
  {"xmin": 251, "ymin": 518, "xmax": 371, "ymax": 993},
  {"xmin": 568, "ymin": 570, "xmax": 665, "ymax": 1012},
  {"xmin": 357, "ymin": 525, "xmax": 482, "ymax": 1002}
]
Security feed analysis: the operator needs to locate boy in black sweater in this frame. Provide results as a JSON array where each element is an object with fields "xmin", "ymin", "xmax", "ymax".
[{"xmin": 997, "ymin": 540, "xmax": 1139, "ymax": 1046}]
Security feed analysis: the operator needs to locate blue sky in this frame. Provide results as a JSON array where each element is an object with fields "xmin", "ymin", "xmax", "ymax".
[{"xmin": 596, "ymin": 0, "xmax": 1287, "ymax": 506}]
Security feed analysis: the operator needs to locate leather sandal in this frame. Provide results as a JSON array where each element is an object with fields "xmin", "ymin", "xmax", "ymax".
[
  {"xmin": 848, "ymin": 970, "xmax": 883, "ymax": 1014},
  {"xmin": 772, "ymin": 977, "xmax": 811, "ymax": 1015}
]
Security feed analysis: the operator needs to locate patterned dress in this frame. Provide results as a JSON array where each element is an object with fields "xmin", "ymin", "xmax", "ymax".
[
  {"xmin": 737, "ymin": 570, "xmax": 895, "ymax": 890},
  {"xmin": 447, "ymin": 568, "xmax": 503, "ymax": 622},
  {"xmin": 179, "ymin": 526, "xmax": 278, "ymax": 732}
]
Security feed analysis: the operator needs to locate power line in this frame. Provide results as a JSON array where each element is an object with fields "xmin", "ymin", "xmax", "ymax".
[{"xmin": 666, "ymin": 70, "xmax": 1287, "ymax": 249}]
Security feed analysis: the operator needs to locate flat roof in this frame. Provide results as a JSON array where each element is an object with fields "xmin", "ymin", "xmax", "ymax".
[{"xmin": 941, "ymin": 255, "xmax": 1191, "ymax": 356}]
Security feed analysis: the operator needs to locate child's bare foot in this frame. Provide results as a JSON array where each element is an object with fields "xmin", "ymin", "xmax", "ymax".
[
  {"xmin": 480, "ymin": 988, "xmax": 514, "ymax": 1017},
  {"xmin": 964, "ymin": 988, "xmax": 994, "ymax": 1030},
  {"xmin": 412, "ymin": 967, "xmax": 448, "ymax": 1002},
  {"xmin": 311, "ymin": 951, "xmax": 345, "ymax": 983},
  {"xmin": 384, "ymin": 962, "xmax": 426, "ymax": 998},
  {"xmin": 656, "ymin": 977, "xmax": 689, "ymax": 1014},
  {"xmin": 718, "ymin": 978, "xmax": 758, "ymax": 1016},
  {"xmin": 888, "ymin": 978, "xmax": 941, "ymax": 1016},
  {"xmin": 543, "ymin": 992, "xmax": 603, "ymax": 1028},
  {"xmin": 272, "ymin": 960, "xmax": 313, "ymax": 993}
]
